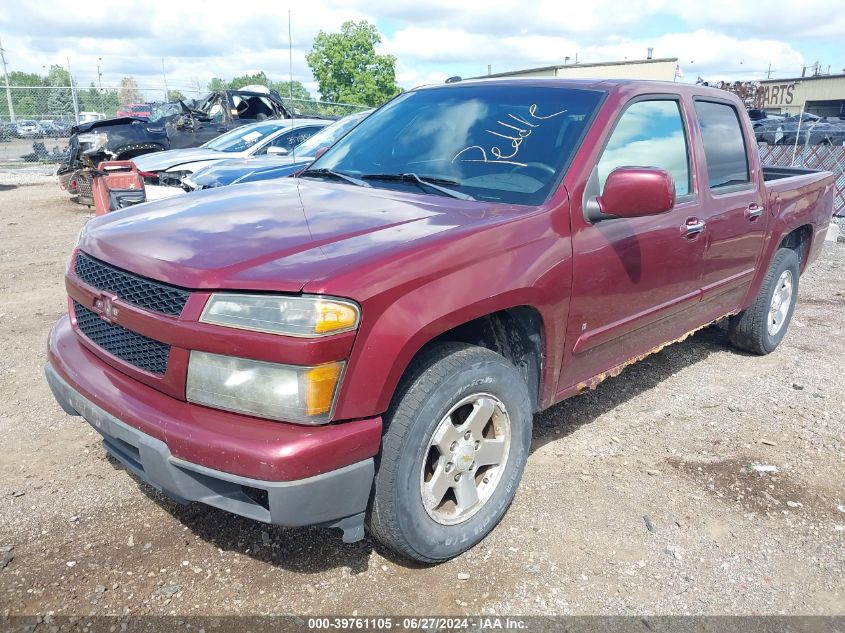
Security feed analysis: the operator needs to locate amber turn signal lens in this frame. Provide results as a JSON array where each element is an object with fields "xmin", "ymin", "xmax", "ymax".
[
  {"xmin": 314, "ymin": 301, "xmax": 359, "ymax": 334},
  {"xmin": 305, "ymin": 362, "xmax": 344, "ymax": 416}
]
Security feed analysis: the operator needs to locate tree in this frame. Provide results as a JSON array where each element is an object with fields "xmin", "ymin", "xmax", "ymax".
[
  {"xmin": 167, "ymin": 89, "xmax": 186, "ymax": 101},
  {"xmin": 45, "ymin": 65, "xmax": 74, "ymax": 117},
  {"xmin": 118, "ymin": 77, "xmax": 142, "ymax": 105},
  {"xmin": 306, "ymin": 20, "xmax": 400, "ymax": 106},
  {"xmin": 227, "ymin": 71, "xmax": 271, "ymax": 90},
  {"xmin": 271, "ymin": 80, "xmax": 311, "ymax": 101},
  {"xmin": 207, "ymin": 77, "xmax": 226, "ymax": 91}
]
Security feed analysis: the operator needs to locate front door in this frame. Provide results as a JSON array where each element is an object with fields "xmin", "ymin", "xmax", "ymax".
[{"xmin": 558, "ymin": 97, "xmax": 707, "ymax": 393}]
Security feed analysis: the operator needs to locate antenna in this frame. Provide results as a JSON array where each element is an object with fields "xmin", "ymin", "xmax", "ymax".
[
  {"xmin": 161, "ymin": 58, "xmax": 169, "ymax": 102},
  {"xmin": 288, "ymin": 10, "xmax": 295, "ymax": 159}
]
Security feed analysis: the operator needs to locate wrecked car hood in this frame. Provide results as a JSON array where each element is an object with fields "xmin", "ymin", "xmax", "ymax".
[
  {"xmin": 189, "ymin": 155, "xmax": 312, "ymax": 187},
  {"xmin": 72, "ymin": 116, "xmax": 150, "ymax": 134},
  {"xmin": 78, "ymin": 178, "xmax": 503, "ymax": 292},
  {"xmin": 133, "ymin": 148, "xmax": 230, "ymax": 172}
]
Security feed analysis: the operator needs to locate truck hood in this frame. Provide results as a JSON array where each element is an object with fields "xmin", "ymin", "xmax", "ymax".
[
  {"xmin": 189, "ymin": 155, "xmax": 312, "ymax": 187},
  {"xmin": 73, "ymin": 116, "xmax": 148, "ymax": 134},
  {"xmin": 78, "ymin": 178, "xmax": 499, "ymax": 292},
  {"xmin": 134, "ymin": 148, "xmax": 229, "ymax": 172}
]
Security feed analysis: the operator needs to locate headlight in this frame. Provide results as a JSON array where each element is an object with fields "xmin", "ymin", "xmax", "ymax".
[
  {"xmin": 77, "ymin": 132, "xmax": 108, "ymax": 153},
  {"xmin": 200, "ymin": 294, "xmax": 360, "ymax": 337},
  {"xmin": 186, "ymin": 351, "xmax": 344, "ymax": 424}
]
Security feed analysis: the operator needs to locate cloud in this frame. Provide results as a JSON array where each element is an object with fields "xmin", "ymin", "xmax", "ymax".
[{"xmin": 0, "ymin": 0, "xmax": 835, "ymax": 103}]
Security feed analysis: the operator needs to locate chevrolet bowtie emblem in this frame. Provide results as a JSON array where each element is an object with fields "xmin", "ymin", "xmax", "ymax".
[{"xmin": 93, "ymin": 294, "xmax": 120, "ymax": 323}]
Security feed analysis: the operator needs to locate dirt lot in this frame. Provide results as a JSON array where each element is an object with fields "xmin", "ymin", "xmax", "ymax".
[{"xmin": 0, "ymin": 177, "xmax": 843, "ymax": 617}]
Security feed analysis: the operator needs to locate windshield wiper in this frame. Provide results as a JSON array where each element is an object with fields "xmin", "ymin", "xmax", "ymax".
[
  {"xmin": 361, "ymin": 173, "xmax": 475, "ymax": 200},
  {"xmin": 299, "ymin": 168, "xmax": 371, "ymax": 188}
]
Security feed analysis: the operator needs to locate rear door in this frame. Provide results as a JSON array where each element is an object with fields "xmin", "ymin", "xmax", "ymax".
[
  {"xmin": 692, "ymin": 99, "xmax": 768, "ymax": 319},
  {"xmin": 560, "ymin": 96, "xmax": 708, "ymax": 392}
]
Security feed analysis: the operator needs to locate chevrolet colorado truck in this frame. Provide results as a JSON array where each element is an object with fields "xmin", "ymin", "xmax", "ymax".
[{"xmin": 45, "ymin": 79, "xmax": 836, "ymax": 563}]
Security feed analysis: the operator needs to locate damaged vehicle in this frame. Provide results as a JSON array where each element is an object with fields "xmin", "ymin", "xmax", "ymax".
[
  {"xmin": 58, "ymin": 86, "xmax": 302, "ymax": 205},
  {"xmin": 136, "ymin": 118, "xmax": 328, "ymax": 196},
  {"xmin": 184, "ymin": 109, "xmax": 371, "ymax": 191},
  {"xmin": 89, "ymin": 119, "xmax": 329, "ymax": 212}
]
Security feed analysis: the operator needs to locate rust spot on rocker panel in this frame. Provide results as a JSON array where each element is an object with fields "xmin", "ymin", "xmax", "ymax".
[{"xmin": 575, "ymin": 312, "xmax": 736, "ymax": 393}]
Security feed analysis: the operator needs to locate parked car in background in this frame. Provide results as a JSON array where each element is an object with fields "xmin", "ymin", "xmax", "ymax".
[
  {"xmin": 16, "ymin": 120, "xmax": 40, "ymax": 137},
  {"xmin": 185, "ymin": 109, "xmax": 372, "ymax": 191},
  {"xmin": 78, "ymin": 112, "xmax": 107, "ymax": 124},
  {"xmin": 755, "ymin": 114, "xmax": 845, "ymax": 145},
  {"xmin": 116, "ymin": 103, "xmax": 152, "ymax": 119},
  {"xmin": 46, "ymin": 79, "xmax": 835, "ymax": 562},
  {"xmin": 58, "ymin": 87, "xmax": 317, "ymax": 205},
  {"xmin": 136, "ymin": 118, "xmax": 328, "ymax": 187},
  {"xmin": 89, "ymin": 118, "xmax": 329, "ymax": 210}
]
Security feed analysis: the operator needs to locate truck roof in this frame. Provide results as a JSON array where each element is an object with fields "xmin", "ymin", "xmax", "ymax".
[{"xmin": 421, "ymin": 77, "xmax": 743, "ymax": 103}]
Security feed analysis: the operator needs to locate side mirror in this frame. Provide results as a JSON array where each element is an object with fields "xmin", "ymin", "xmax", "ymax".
[
  {"xmin": 597, "ymin": 167, "xmax": 676, "ymax": 218},
  {"xmin": 267, "ymin": 146, "xmax": 289, "ymax": 156}
]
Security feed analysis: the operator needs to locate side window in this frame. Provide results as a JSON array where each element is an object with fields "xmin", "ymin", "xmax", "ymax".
[
  {"xmin": 694, "ymin": 101, "xmax": 750, "ymax": 190},
  {"xmin": 597, "ymin": 100, "xmax": 691, "ymax": 196},
  {"xmin": 256, "ymin": 127, "xmax": 321, "ymax": 155}
]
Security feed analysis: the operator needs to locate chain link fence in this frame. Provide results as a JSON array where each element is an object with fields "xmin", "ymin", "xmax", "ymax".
[
  {"xmin": 0, "ymin": 84, "xmax": 369, "ymax": 165},
  {"xmin": 758, "ymin": 143, "xmax": 845, "ymax": 217}
]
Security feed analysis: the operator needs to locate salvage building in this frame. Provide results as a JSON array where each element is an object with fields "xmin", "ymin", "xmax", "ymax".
[
  {"xmin": 470, "ymin": 57, "xmax": 679, "ymax": 82},
  {"xmin": 761, "ymin": 73, "xmax": 845, "ymax": 118}
]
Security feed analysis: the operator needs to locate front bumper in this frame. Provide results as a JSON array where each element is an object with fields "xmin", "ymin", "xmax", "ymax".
[
  {"xmin": 46, "ymin": 363, "xmax": 372, "ymax": 541},
  {"xmin": 45, "ymin": 315, "xmax": 382, "ymax": 541}
]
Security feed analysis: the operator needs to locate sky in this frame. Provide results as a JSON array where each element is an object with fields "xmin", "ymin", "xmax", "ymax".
[{"xmin": 1, "ymin": 0, "xmax": 843, "ymax": 103}]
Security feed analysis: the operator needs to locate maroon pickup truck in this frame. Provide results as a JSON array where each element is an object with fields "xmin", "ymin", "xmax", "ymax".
[{"xmin": 45, "ymin": 79, "xmax": 835, "ymax": 563}]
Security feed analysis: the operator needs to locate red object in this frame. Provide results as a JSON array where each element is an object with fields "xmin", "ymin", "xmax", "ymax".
[
  {"xmin": 47, "ymin": 315, "xmax": 381, "ymax": 481},
  {"xmin": 115, "ymin": 103, "xmax": 152, "ymax": 119},
  {"xmin": 598, "ymin": 167, "xmax": 675, "ymax": 217},
  {"xmin": 91, "ymin": 160, "xmax": 146, "ymax": 216},
  {"xmin": 51, "ymin": 79, "xmax": 836, "ymax": 481}
]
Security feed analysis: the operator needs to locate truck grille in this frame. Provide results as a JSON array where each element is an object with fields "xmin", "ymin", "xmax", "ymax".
[
  {"xmin": 73, "ymin": 301, "xmax": 171, "ymax": 375},
  {"xmin": 74, "ymin": 252, "xmax": 190, "ymax": 317}
]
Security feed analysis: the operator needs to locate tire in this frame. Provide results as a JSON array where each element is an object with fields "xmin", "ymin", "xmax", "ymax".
[
  {"xmin": 368, "ymin": 342, "xmax": 532, "ymax": 563},
  {"xmin": 728, "ymin": 247, "xmax": 800, "ymax": 355}
]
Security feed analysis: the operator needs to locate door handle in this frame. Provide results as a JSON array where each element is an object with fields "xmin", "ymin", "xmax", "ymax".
[
  {"xmin": 745, "ymin": 203, "xmax": 764, "ymax": 220},
  {"xmin": 683, "ymin": 217, "xmax": 706, "ymax": 237}
]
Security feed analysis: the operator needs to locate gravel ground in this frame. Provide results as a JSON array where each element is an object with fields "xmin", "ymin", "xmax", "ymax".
[{"xmin": 0, "ymin": 177, "xmax": 843, "ymax": 617}]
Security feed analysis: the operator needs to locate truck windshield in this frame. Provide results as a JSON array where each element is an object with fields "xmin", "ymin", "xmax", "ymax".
[{"xmin": 308, "ymin": 83, "xmax": 604, "ymax": 205}]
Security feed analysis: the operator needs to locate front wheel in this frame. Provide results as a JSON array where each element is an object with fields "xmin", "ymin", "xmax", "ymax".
[
  {"xmin": 368, "ymin": 343, "xmax": 532, "ymax": 563},
  {"xmin": 728, "ymin": 247, "xmax": 800, "ymax": 354}
]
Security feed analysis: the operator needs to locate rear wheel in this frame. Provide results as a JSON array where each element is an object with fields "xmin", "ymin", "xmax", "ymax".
[
  {"xmin": 728, "ymin": 247, "xmax": 800, "ymax": 354},
  {"xmin": 367, "ymin": 342, "xmax": 532, "ymax": 563}
]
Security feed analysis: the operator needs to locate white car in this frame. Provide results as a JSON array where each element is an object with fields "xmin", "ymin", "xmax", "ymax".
[{"xmin": 135, "ymin": 118, "xmax": 328, "ymax": 198}]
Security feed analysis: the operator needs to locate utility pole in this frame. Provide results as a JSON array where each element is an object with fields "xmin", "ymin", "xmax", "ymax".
[
  {"xmin": 0, "ymin": 36, "xmax": 15, "ymax": 123},
  {"xmin": 766, "ymin": 63, "xmax": 773, "ymax": 80},
  {"xmin": 66, "ymin": 57, "xmax": 79, "ymax": 124},
  {"xmin": 97, "ymin": 57, "xmax": 103, "ymax": 91}
]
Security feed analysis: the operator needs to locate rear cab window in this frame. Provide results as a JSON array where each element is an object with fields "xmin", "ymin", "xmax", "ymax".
[{"xmin": 693, "ymin": 100, "xmax": 751, "ymax": 191}]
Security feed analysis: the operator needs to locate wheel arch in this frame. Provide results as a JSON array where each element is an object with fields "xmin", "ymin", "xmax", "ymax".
[
  {"xmin": 334, "ymin": 294, "xmax": 553, "ymax": 421},
  {"xmin": 777, "ymin": 223, "xmax": 813, "ymax": 272}
]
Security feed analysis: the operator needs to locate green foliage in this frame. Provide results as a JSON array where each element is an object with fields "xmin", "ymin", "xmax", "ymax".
[
  {"xmin": 306, "ymin": 20, "xmax": 400, "ymax": 106},
  {"xmin": 273, "ymin": 80, "xmax": 311, "ymax": 101},
  {"xmin": 227, "ymin": 71, "xmax": 271, "ymax": 90},
  {"xmin": 45, "ymin": 65, "xmax": 74, "ymax": 116},
  {"xmin": 205, "ymin": 73, "xmax": 311, "ymax": 102},
  {"xmin": 167, "ymin": 89, "xmax": 186, "ymax": 102}
]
